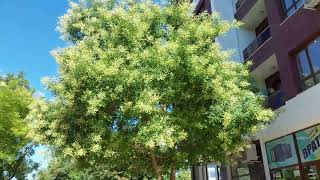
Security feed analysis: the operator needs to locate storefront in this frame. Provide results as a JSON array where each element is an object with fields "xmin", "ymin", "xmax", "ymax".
[
  {"xmin": 265, "ymin": 124, "xmax": 320, "ymax": 180},
  {"xmin": 230, "ymin": 141, "xmax": 266, "ymax": 180}
]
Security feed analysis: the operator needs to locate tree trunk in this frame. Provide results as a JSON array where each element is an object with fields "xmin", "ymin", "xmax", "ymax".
[
  {"xmin": 150, "ymin": 151, "xmax": 162, "ymax": 180},
  {"xmin": 170, "ymin": 165, "xmax": 176, "ymax": 180}
]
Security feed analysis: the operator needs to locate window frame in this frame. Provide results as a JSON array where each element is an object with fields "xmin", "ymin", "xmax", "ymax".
[
  {"xmin": 296, "ymin": 38, "xmax": 320, "ymax": 91},
  {"xmin": 265, "ymin": 123, "xmax": 320, "ymax": 180},
  {"xmin": 281, "ymin": 0, "xmax": 304, "ymax": 18}
]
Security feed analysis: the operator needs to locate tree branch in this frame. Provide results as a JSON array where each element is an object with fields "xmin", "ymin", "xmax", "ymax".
[
  {"xmin": 149, "ymin": 150, "xmax": 162, "ymax": 180},
  {"xmin": 8, "ymin": 145, "xmax": 33, "ymax": 180},
  {"xmin": 170, "ymin": 164, "xmax": 176, "ymax": 180}
]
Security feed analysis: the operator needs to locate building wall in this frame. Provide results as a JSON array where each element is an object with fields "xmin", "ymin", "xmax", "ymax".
[
  {"xmin": 211, "ymin": 0, "xmax": 257, "ymax": 63},
  {"xmin": 258, "ymin": 3, "xmax": 320, "ymax": 179},
  {"xmin": 228, "ymin": 0, "xmax": 320, "ymax": 178},
  {"xmin": 265, "ymin": 0, "xmax": 320, "ymax": 101},
  {"xmin": 193, "ymin": 0, "xmax": 320, "ymax": 179},
  {"xmin": 258, "ymin": 82, "xmax": 320, "ymax": 179},
  {"xmin": 210, "ymin": 0, "xmax": 243, "ymax": 63}
]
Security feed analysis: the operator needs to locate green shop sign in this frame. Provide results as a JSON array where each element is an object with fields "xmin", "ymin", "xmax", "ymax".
[
  {"xmin": 296, "ymin": 125, "xmax": 320, "ymax": 163},
  {"xmin": 265, "ymin": 135, "xmax": 299, "ymax": 169}
]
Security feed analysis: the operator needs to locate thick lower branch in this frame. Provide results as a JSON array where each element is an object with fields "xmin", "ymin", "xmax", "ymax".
[
  {"xmin": 170, "ymin": 165, "xmax": 176, "ymax": 180},
  {"xmin": 150, "ymin": 151, "xmax": 162, "ymax": 180}
]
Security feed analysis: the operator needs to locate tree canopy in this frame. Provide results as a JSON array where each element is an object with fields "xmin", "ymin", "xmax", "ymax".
[
  {"xmin": 0, "ymin": 73, "xmax": 38, "ymax": 179},
  {"xmin": 27, "ymin": 0, "xmax": 274, "ymax": 179}
]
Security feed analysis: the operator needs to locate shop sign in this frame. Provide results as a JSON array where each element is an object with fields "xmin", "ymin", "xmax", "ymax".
[
  {"xmin": 296, "ymin": 125, "xmax": 320, "ymax": 163},
  {"xmin": 265, "ymin": 135, "xmax": 299, "ymax": 169}
]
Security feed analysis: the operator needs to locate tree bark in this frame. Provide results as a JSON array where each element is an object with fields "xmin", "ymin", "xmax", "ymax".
[
  {"xmin": 150, "ymin": 151, "xmax": 162, "ymax": 180},
  {"xmin": 170, "ymin": 165, "xmax": 176, "ymax": 180}
]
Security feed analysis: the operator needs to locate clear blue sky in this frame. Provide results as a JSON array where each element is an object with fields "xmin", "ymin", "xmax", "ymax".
[{"xmin": 0, "ymin": 0, "xmax": 69, "ymax": 94}]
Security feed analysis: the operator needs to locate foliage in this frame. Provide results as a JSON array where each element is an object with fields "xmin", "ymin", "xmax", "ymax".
[
  {"xmin": 0, "ymin": 73, "xmax": 38, "ymax": 179},
  {"xmin": 37, "ymin": 155, "xmax": 130, "ymax": 180},
  {"xmin": 38, "ymin": 155, "xmax": 191, "ymax": 180},
  {"xmin": 28, "ymin": 0, "xmax": 274, "ymax": 179},
  {"xmin": 176, "ymin": 169, "xmax": 191, "ymax": 180}
]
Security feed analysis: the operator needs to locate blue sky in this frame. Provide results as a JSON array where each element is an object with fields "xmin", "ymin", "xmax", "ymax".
[
  {"xmin": 0, "ymin": 0, "xmax": 69, "ymax": 176},
  {"xmin": 0, "ymin": 0, "xmax": 69, "ymax": 94}
]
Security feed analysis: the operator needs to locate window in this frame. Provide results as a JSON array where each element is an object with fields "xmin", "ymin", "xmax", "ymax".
[
  {"xmin": 282, "ymin": 0, "xmax": 304, "ymax": 17},
  {"xmin": 270, "ymin": 166, "xmax": 301, "ymax": 180},
  {"xmin": 303, "ymin": 162, "xmax": 320, "ymax": 180},
  {"xmin": 231, "ymin": 142, "xmax": 267, "ymax": 180},
  {"xmin": 296, "ymin": 37, "xmax": 320, "ymax": 90},
  {"xmin": 267, "ymin": 124, "xmax": 320, "ymax": 180},
  {"xmin": 231, "ymin": 163, "xmax": 251, "ymax": 180}
]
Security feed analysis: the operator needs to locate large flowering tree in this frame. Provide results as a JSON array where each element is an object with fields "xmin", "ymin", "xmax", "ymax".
[{"xmin": 28, "ymin": 0, "xmax": 274, "ymax": 179}]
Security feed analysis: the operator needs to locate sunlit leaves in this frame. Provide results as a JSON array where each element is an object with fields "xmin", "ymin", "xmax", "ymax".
[
  {"xmin": 0, "ymin": 73, "xmax": 37, "ymax": 179},
  {"xmin": 28, "ymin": 0, "xmax": 274, "ymax": 178}
]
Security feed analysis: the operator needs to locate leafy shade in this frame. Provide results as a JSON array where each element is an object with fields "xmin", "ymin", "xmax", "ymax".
[
  {"xmin": 28, "ymin": 0, "xmax": 274, "ymax": 179},
  {"xmin": 0, "ymin": 73, "xmax": 38, "ymax": 179}
]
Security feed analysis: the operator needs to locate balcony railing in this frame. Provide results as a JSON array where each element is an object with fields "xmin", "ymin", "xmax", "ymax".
[
  {"xmin": 268, "ymin": 91, "xmax": 285, "ymax": 110},
  {"xmin": 243, "ymin": 27, "xmax": 271, "ymax": 60},
  {"xmin": 235, "ymin": 0, "xmax": 246, "ymax": 10}
]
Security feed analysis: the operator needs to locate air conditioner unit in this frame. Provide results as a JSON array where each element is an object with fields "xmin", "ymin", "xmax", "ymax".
[
  {"xmin": 241, "ymin": 144, "xmax": 260, "ymax": 164},
  {"xmin": 304, "ymin": 0, "xmax": 320, "ymax": 9}
]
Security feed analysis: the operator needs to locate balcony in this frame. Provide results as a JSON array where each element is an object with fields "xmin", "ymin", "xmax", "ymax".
[
  {"xmin": 234, "ymin": 0, "xmax": 257, "ymax": 21},
  {"xmin": 235, "ymin": 0, "xmax": 247, "ymax": 10},
  {"xmin": 234, "ymin": 0, "xmax": 267, "ymax": 30},
  {"xmin": 268, "ymin": 91, "xmax": 285, "ymax": 110},
  {"xmin": 243, "ymin": 27, "xmax": 271, "ymax": 60}
]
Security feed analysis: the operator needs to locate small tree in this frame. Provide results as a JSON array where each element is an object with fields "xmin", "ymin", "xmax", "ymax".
[
  {"xmin": 28, "ymin": 0, "xmax": 274, "ymax": 179},
  {"xmin": 0, "ymin": 73, "xmax": 38, "ymax": 179}
]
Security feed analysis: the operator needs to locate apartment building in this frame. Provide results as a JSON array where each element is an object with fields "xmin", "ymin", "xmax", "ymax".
[{"xmin": 192, "ymin": 0, "xmax": 320, "ymax": 179}]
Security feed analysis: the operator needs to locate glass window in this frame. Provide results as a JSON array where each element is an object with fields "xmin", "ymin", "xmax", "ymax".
[
  {"xmin": 265, "ymin": 135, "xmax": 299, "ymax": 170},
  {"xmin": 283, "ymin": 0, "xmax": 294, "ymax": 9},
  {"xmin": 282, "ymin": 0, "xmax": 304, "ymax": 17},
  {"xmin": 304, "ymin": 164, "xmax": 320, "ymax": 180},
  {"xmin": 286, "ymin": 8, "xmax": 296, "ymax": 16},
  {"xmin": 282, "ymin": 166, "xmax": 301, "ymax": 180},
  {"xmin": 270, "ymin": 166, "xmax": 301, "ymax": 180},
  {"xmin": 298, "ymin": 51, "xmax": 311, "ymax": 78},
  {"xmin": 231, "ymin": 162, "xmax": 251, "ymax": 180},
  {"xmin": 296, "ymin": 36, "xmax": 320, "ymax": 91},
  {"xmin": 232, "ymin": 164, "xmax": 250, "ymax": 177},
  {"xmin": 295, "ymin": 0, "xmax": 304, "ymax": 8},
  {"xmin": 308, "ymin": 38, "xmax": 320, "ymax": 72}
]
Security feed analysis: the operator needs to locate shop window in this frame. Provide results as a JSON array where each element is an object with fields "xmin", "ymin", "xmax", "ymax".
[
  {"xmin": 296, "ymin": 37, "xmax": 320, "ymax": 90},
  {"xmin": 266, "ymin": 135, "xmax": 299, "ymax": 170},
  {"xmin": 295, "ymin": 124, "xmax": 320, "ymax": 163},
  {"xmin": 231, "ymin": 142, "xmax": 266, "ymax": 180},
  {"xmin": 231, "ymin": 163, "xmax": 251, "ymax": 180},
  {"xmin": 303, "ymin": 162, "xmax": 320, "ymax": 180},
  {"xmin": 266, "ymin": 124, "xmax": 320, "ymax": 180},
  {"xmin": 282, "ymin": 0, "xmax": 304, "ymax": 17},
  {"xmin": 270, "ymin": 166, "xmax": 301, "ymax": 180}
]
